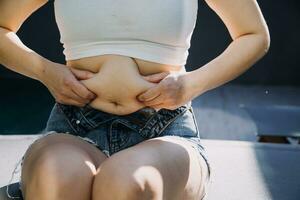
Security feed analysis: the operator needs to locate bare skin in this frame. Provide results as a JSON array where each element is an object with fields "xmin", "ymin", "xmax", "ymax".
[
  {"xmin": 0, "ymin": 0, "xmax": 270, "ymax": 199},
  {"xmin": 66, "ymin": 54, "xmax": 185, "ymax": 115}
]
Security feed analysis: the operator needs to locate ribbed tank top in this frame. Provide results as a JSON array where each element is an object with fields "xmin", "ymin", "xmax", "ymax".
[{"xmin": 53, "ymin": 0, "xmax": 198, "ymax": 66}]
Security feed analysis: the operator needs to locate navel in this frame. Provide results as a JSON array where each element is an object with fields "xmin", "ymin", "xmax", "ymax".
[{"xmin": 110, "ymin": 100, "xmax": 121, "ymax": 107}]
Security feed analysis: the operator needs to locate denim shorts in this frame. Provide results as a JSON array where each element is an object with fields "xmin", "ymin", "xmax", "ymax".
[{"xmin": 8, "ymin": 101, "xmax": 212, "ymax": 200}]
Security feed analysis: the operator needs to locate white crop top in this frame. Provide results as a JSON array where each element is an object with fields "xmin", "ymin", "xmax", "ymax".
[{"xmin": 53, "ymin": 0, "xmax": 198, "ymax": 66}]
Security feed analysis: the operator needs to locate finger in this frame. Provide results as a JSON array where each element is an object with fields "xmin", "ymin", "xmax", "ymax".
[
  {"xmin": 70, "ymin": 68, "xmax": 95, "ymax": 80},
  {"xmin": 144, "ymin": 72, "xmax": 167, "ymax": 82},
  {"xmin": 57, "ymin": 98, "xmax": 86, "ymax": 107},
  {"xmin": 142, "ymin": 94, "xmax": 165, "ymax": 107},
  {"xmin": 142, "ymin": 71, "xmax": 170, "ymax": 83},
  {"xmin": 64, "ymin": 89, "xmax": 90, "ymax": 104},
  {"xmin": 138, "ymin": 86, "xmax": 162, "ymax": 101},
  {"xmin": 70, "ymin": 80, "xmax": 96, "ymax": 100}
]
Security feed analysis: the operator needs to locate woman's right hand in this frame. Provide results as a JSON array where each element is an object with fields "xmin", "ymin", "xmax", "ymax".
[{"xmin": 39, "ymin": 62, "xmax": 97, "ymax": 107}]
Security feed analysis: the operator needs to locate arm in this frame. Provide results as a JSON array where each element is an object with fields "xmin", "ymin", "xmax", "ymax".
[
  {"xmin": 0, "ymin": 0, "xmax": 96, "ymax": 106},
  {"xmin": 137, "ymin": 0, "xmax": 270, "ymax": 110},
  {"xmin": 187, "ymin": 0, "xmax": 270, "ymax": 98},
  {"xmin": 0, "ymin": 0, "xmax": 50, "ymax": 80}
]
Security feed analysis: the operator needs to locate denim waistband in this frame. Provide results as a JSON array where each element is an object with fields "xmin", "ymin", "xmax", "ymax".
[
  {"xmin": 57, "ymin": 101, "xmax": 192, "ymax": 138},
  {"xmin": 119, "ymin": 101, "xmax": 192, "ymax": 138}
]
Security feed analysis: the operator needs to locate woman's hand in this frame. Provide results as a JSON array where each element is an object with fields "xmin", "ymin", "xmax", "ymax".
[
  {"xmin": 137, "ymin": 71, "xmax": 197, "ymax": 110},
  {"xmin": 39, "ymin": 62, "xmax": 97, "ymax": 107}
]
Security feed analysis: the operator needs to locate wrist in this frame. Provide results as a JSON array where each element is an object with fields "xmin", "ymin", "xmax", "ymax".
[
  {"xmin": 185, "ymin": 69, "xmax": 208, "ymax": 98},
  {"xmin": 35, "ymin": 59, "xmax": 54, "ymax": 83}
]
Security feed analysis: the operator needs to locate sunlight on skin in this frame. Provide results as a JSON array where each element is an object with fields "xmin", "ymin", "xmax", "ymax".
[
  {"xmin": 6, "ymin": 32, "xmax": 34, "ymax": 52},
  {"xmin": 85, "ymin": 160, "xmax": 97, "ymax": 175},
  {"xmin": 133, "ymin": 166, "xmax": 163, "ymax": 199}
]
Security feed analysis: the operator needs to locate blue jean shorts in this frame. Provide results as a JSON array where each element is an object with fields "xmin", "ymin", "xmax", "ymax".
[{"xmin": 8, "ymin": 101, "xmax": 211, "ymax": 200}]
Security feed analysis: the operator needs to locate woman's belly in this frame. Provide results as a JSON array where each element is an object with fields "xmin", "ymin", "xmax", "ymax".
[{"xmin": 66, "ymin": 54, "xmax": 185, "ymax": 115}]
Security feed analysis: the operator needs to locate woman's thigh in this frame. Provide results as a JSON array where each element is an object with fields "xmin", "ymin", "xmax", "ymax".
[
  {"xmin": 160, "ymin": 106, "xmax": 212, "ymax": 181},
  {"xmin": 17, "ymin": 103, "xmax": 110, "ymax": 197},
  {"xmin": 92, "ymin": 102, "xmax": 211, "ymax": 199},
  {"xmin": 44, "ymin": 103, "xmax": 109, "ymax": 161},
  {"xmin": 93, "ymin": 135, "xmax": 209, "ymax": 200},
  {"xmin": 112, "ymin": 102, "xmax": 211, "ymax": 180},
  {"xmin": 20, "ymin": 133, "xmax": 106, "ymax": 198}
]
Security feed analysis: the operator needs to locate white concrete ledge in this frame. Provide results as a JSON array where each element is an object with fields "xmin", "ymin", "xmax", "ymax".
[{"xmin": 1, "ymin": 135, "xmax": 300, "ymax": 200}]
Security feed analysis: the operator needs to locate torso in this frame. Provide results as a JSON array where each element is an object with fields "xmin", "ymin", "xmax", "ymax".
[
  {"xmin": 66, "ymin": 55, "xmax": 186, "ymax": 115},
  {"xmin": 54, "ymin": 0, "xmax": 197, "ymax": 115}
]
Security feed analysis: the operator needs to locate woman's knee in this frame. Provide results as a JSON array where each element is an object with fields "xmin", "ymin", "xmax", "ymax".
[
  {"xmin": 92, "ymin": 159, "xmax": 160, "ymax": 200},
  {"xmin": 21, "ymin": 135, "xmax": 96, "ymax": 197},
  {"xmin": 35, "ymin": 143, "xmax": 96, "ymax": 184}
]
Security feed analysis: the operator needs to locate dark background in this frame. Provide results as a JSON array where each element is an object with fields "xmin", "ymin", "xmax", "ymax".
[
  {"xmin": 0, "ymin": 0, "xmax": 300, "ymax": 134},
  {"xmin": 1, "ymin": 0, "xmax": 300, "ymax": 85}
]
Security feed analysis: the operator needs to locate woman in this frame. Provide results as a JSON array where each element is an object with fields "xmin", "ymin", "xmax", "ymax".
[{"xmin": 0, "ymin": 0, "xmax": 270, "ymax": 199}]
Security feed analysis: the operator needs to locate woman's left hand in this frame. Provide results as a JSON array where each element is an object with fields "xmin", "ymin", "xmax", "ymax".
[{"xmin": 137, "ymin": 71, "xmax": 197, "ymax": 110}]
